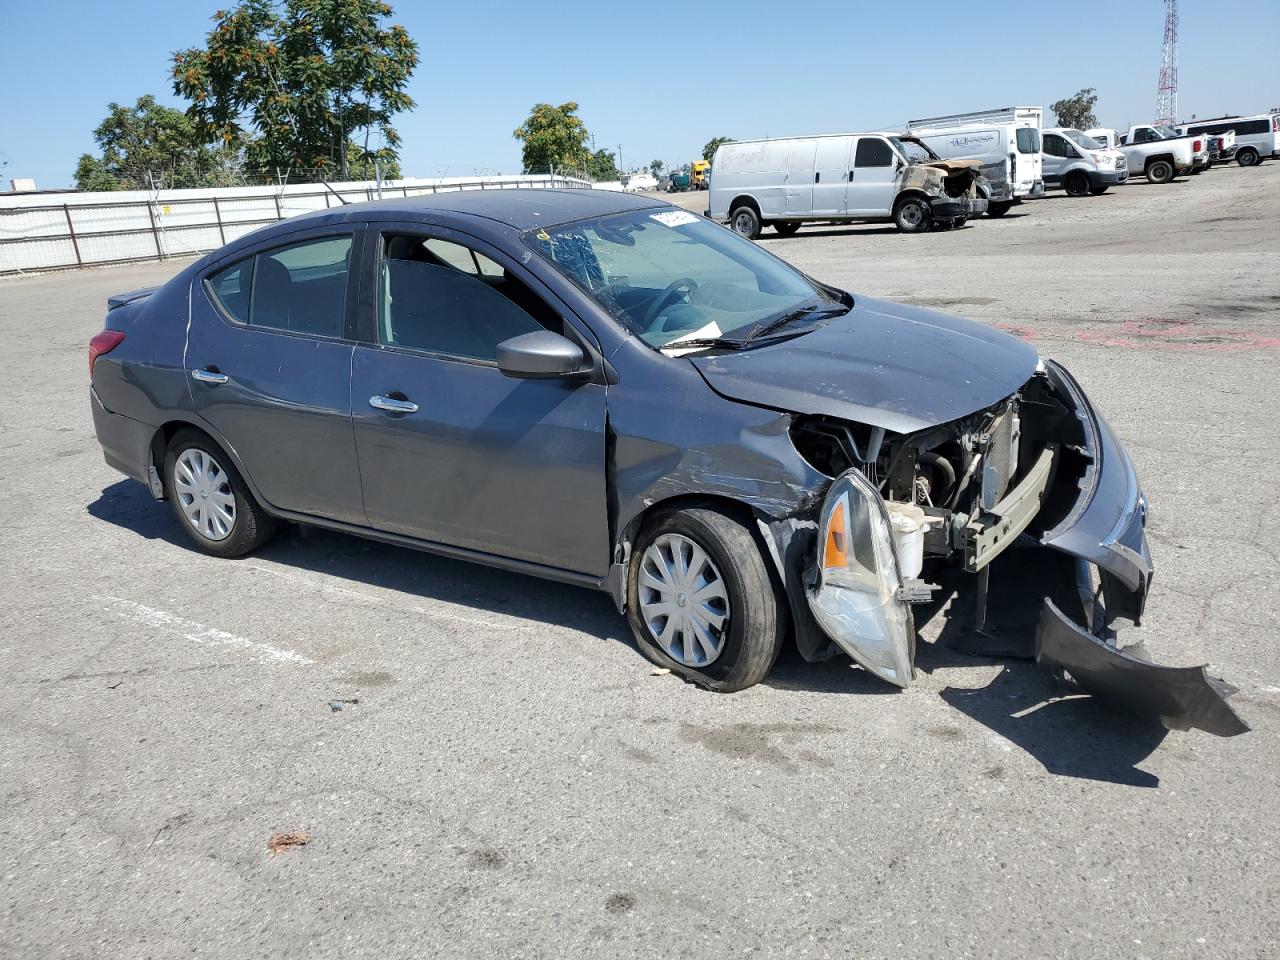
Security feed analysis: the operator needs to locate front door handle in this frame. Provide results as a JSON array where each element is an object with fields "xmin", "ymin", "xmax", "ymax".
[
  {"xmin": 369, "ymin": 394, "xmax": 419, "ymax": 414},
  {"xmin": 191, "ymin": 368, "xmax": 229, "ymax": 385}
]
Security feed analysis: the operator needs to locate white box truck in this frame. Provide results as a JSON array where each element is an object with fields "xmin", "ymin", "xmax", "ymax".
[{"xmin": 905, "ymin": 107, "xmax": 1045, "ymax": 217}]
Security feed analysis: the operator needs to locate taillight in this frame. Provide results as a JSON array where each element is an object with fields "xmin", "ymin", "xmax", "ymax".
[
  {"xmin": 1194, "ymin": 138, "xmax": 1202, "ymax": 152},
  {"xmin": 1273, "ymin": 115, "xmax": 1279, "ymax": 133},
  {"xmin": 89, "ymin": 330, "xmax": 126, "ymax": 376}
]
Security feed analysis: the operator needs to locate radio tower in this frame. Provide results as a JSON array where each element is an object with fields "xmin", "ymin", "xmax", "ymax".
[{"xmin": 1155, "ymin": 0, "xmax": 1179, "ymax": 125}]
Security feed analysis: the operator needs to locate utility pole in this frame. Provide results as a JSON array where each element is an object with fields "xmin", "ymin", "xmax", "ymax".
[
  {"xmin": 617, "ymin": 144, "xmax": 624, "ymax": 176},
  {"xmin": 1155, "ymin": 0, "xmax": 1179, "ymax": 125}
]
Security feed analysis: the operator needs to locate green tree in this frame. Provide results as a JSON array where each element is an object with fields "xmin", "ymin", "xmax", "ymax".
[
  {"xmin": 73, "ymin": 95, "xmax": 233, "ymax": 191},
  {"xmin": 172, "ymin": 0, "xmax": 419, "ymax": 181},
  {"xmin": 513, "ymin": 102, "xmax": 590, "ymax": 175},
  {"xmin": 1051, "ymin": 89, "xmax": 1099, "ymax": 130},
  {"xmin": 649, "ymin": 159, "xmax": 664, "ymax": 178},
  {"xmin": 586, "ymin": 149, "xmax": 619, "ymax": 182},
  {"xmin": 702, "ymin": 136, "xmax": 734, "ymax": 163}
]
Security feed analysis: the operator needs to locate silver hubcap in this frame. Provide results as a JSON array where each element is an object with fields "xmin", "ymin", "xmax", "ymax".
[
  {"xmin": 734, "ymin": 213, "xmax": 753, "ymax": 235},
  {"xmin": 902, "ymin": 204, "xmax": 923, "ymax": 225},
  {"xmin": 174, "ymin": 448, "xmax": 236, "ymax": 541},
  {"xmin": 638, "ymin": 533, "xmax": 730, "ymax": 667}
]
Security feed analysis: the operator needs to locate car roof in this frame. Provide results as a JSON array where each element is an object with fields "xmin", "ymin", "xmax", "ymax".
[{"xmin": 295, "ymin": 187, "xmax": 668, "ymax": 232}]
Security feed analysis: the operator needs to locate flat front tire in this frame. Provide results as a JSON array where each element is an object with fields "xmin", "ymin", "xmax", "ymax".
[
  {"xmin": 626, "ymin": 507, "xmax": 786, "ymax": 692},
  {"xmin": 987, "ymin": 201, "xmax": 1012, "ymax": 218},
  {"xmin": 164, "ymin": 428, "xmax": 277, "ymax": 558},
  {"xmin": 730, "ymin": 205, "xmax": 761, "ymax": 240},
  {"xmin": 773, "ymin": 221, "xmax": 801, "ymax": 236},
  {"xmin": 894, "ymin": 196, "xmax": 932, "ymax": 233}
]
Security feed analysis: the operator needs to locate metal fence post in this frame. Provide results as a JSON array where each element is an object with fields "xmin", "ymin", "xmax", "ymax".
[
  {"xmin": 273, "ymin": 193, "xmax": 283, "ymax": 221},
  {"xmin": 145, "ymin": 200, "xmax": 162, "ymax": 258},
  {"xmin": 212, "ymin": 197, "xmax": 226, "ymax": 245},
  {"xmin": 63, "ymin": 205, "xmax": 83, "ymax": 267}
]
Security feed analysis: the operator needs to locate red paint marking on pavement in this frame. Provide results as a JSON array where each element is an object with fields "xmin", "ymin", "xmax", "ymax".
[
  {"xmin": 991, "ymin": 323, "xmax": 1036, "ymax": 342},
  {"xmin": 1076, "ymin": 318, "xmax": 1280, "ymax": 353}
]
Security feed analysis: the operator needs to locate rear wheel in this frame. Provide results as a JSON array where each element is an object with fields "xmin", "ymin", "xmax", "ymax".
[
  {"xmin": 893, "ymin": 196, "xmax": 932, "ymax": 233},
  {"xmin": 730, "ymin": 205, "xmax": 762, "ymax": 240},
  {"xmin": 986, "ymin": 200, "xmax": 1013, "ymax": 218},
  {"xmin": 1064, "ymin": 171, "xmax": 1091, "ymax": 197},
  {"xmin": 773, "ymin": 221, "xmax": 801, "ymax": 237},
  {"xmin": 1146, "ymin": 160, "xmax": 1174, "ymax": 184},
  {"xmin": 164, "ymin": 428, "xmax": 277, "ymax": 558},
  {"xmin": 626, "ymin": 507, "xmax": 786, "ymax": 692},
  {"xmin": 1237, "ymin": 148, "xmax": 1260, "ymax": 167}
]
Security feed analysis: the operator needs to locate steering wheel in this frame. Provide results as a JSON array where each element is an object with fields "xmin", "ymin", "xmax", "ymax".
[{"xmin": 642, "ymin": 277, "xmax": 700, "ymax": 331}]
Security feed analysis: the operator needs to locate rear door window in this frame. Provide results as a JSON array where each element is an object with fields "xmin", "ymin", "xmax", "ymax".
[
  {"xmin": 1015, "ymin": 128, "xmax": 1041, "ymax": 153},
  {"xmin": 251, "ymin": 237, "xmax": 352, "ymax": 337},
  {"xmin": 207, "ymin": 259, "xmax": 251, "ymax": 323}
]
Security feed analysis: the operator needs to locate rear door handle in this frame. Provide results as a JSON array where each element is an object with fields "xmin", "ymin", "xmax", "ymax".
[
  {"xmin": 369, "ymin": 394, "xmax": 418, "ymax": 414},
  {"xmin": 191, "ymin": 368, "xmax": 229, "ymax": 385}
]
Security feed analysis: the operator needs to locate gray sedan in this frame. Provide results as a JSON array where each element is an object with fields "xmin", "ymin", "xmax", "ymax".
[{"xmin": 88, "ymin": 189, "xmax": 1245, "ymax": 736}]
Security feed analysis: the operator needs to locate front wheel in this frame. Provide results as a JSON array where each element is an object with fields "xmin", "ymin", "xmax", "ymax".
[
  {"xmin": 626, "ymin": 507, "xmax": 786, "ymax": 692},
  {"xmin": 164, "ymin": 428, "xmax": 277, "ymax": 558},
  {"xmin": 1237, "ymin": 148, "xmax": 1260, "ymax": 167},
  {"xmin": 1145, "ymin": 160, "xmax": 1174, "ymax": 184},
  {"xmin": 729, "ymin": 205, "xmax": 762, "ymax": 240},
  {"xmin": 894, "ymin": 196, "xmax": 932, "ymax": 233},
  {"xmin": 987, "ymin": 200, "xmax": 1013, "ymax": 218},
  {"xmin": 773, "ymin": 221, "xmax": 801, "ymax": 236},
  {"xmin": 1064, "ymin": 171, "xmax": 1091, "ymax": 197}
]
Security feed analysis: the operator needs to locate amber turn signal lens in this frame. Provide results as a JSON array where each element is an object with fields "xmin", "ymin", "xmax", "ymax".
[{"xmin": 824, "ymin": 499, "xmax": 848, "ymax": 569}]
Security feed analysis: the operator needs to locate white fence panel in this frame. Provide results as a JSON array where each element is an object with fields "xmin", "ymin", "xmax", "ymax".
[{"xmin": 0, "ymin": 175, "xmax": 591, "ymax": 275}]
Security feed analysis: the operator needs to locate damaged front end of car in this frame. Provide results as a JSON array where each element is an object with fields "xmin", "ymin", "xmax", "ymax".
[
  {"xmin": 903, "ymin": 155, "xmax": 990, "ymax": 222},
  {"xmin": 791, "ymin": 359, "xmax": 1249, "ymax": 737}
]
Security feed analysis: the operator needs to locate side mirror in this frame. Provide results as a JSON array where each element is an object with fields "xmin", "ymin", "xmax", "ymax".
[{"xmin": 496, "ymin": 330, "xmax": 585, "ymax": 380}]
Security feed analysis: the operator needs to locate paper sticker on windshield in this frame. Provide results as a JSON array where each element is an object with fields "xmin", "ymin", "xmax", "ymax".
[{"xmin": 650, "ymin": 210, "xmax": 699, "ymax": 228}]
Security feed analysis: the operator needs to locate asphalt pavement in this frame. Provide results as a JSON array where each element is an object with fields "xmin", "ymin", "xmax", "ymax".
[{"xmin": 2, "ymin": 163, "xmax": 1278, "ymax": 959}]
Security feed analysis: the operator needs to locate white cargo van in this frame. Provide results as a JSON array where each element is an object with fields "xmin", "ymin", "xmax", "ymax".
[
  {"xmin": 905, "ymin": 107, "xmax": 1045, "ymax": 216},
  {"xmin": 1177, "ymin": 114, "xmax": 1280, "ymax": 167},
  {"xmin": 707, "ymin": 133, "xmax": 988, "ymax": 238}
]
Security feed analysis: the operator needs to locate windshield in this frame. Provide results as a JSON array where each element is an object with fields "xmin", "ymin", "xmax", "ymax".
[
  {"xmin": 890, "ymin": 137, "xmax": 937, "ymax": 163},
  {"xmin": 1156, "ymin": 125, "xmax": 1180, "ymax": 139},
  {"xmin": 1063, "ymin": 129, "xmax": 1102, "ymax": 152},
  {"xmin": 523, "ymin": 209, "xmax": 840, "ymax": 352}
]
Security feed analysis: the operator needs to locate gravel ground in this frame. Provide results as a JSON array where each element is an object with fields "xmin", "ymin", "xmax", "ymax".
[{"xmin": 2, "ymin": 164, "xmax": 1278, "ymax": 959}]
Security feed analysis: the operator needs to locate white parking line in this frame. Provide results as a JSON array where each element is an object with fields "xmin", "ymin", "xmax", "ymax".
[{"xmin": 95, "ymin": 595, "xmax": 314, "ymax": 665}]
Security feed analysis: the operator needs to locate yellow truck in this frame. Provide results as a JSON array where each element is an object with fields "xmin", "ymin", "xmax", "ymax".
[{"xmin": 690, "ymin": 159, "xmax": 711, "ymax": 190}]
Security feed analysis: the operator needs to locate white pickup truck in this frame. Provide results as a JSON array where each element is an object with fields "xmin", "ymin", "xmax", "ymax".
[{"xmin": 1086, "ymin": 125, "xmax": 1206, "ymax": 183}]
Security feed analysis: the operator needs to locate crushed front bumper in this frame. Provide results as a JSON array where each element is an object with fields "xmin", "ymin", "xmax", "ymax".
[
  {"xmin": 1033, "ymin": 361, "xmax": 1248, "ymax": 736},
  {"xmin": 929, "ymin": 196, "xmax": 988, "ymax": 220}
]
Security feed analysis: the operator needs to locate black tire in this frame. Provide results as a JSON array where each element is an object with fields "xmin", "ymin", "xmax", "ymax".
[
  {"xmin": 626, "ymin": 507, "xmax": 786, "ymax": 693},
  {"xmin": 164, "ymin": 428, "xmax": 277, "ymax": 558},
  {"xmin": 1064, "ymin": 171, "xmax": 1091, "ymax": 197},
  {"xmin": 1089, "ymin": 185, "xmax": 1110, "ymax": 195},
  {"xmin": 893, "ymin": 196, "xmax": 932, "ymax": 233},
  {"xmin": 953, "ymin": 217, "xmax": 967, "ymax": 228},
  {"xmin": 729, "ymin": 205, "xmax": 762, "ymax": 240},
  {"xmin": 1145, "ymin": 159, "xmax": 1174, "ymax": 184},
  {"xmin": 773, "ymin": 221, "xmax": 801, "ymax": 237},
  {"xmin": 1237, "ymin": 148, "xmax": 1259, "ymax": 167},
  {"xmin": 987, "ymin": 200, "xmax": 1013, "ymax": 218}
]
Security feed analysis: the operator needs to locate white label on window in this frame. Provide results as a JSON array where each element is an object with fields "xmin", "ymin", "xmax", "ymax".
[{"xmin": 650, "ymin": 210, "xmax": 699, "ymax": 227}]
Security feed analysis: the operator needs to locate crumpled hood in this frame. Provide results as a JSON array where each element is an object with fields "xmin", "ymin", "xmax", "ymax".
[
  {"xmin": 690, "ymin": 295, "xmax": 1040, "ymax": 434},
  {"xmin": 922, "ymin": 158, "xmax": 984, "ymax": 174}
]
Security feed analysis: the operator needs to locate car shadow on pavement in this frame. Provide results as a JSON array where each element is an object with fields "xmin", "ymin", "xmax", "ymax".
[
  {"xmin": 914, "ymin": 547, "xmax": 1168, "ymax": 788},
  {"xmin": 89, "ymin": 481, "xmax": 1167, "ymax": 784}
]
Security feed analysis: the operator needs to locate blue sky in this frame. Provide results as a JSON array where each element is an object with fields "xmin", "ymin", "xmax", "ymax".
[{"xmin": 2, "ymin": 0, "xmax": 1277, "ymax": 187}]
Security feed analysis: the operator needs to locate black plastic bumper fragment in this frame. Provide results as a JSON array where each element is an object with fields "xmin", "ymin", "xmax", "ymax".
[{"xmin": 1035, "ymin": 600, "xmax": 1249, "ymax": 737}]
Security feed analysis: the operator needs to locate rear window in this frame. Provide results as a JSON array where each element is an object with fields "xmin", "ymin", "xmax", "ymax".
[
  {"xmin": 1015, "ymin": 128, "xmax": 1041, "ymax": 153},
  {"xmin": 208, "ymin": 259, "xmax": 250, "ymax": 324}
]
